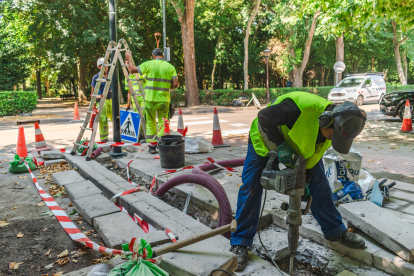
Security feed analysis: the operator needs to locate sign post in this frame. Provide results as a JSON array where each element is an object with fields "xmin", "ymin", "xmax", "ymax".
[{"xmin": 333, "ymin": 61, "xmax": 346, "ymax": 86}]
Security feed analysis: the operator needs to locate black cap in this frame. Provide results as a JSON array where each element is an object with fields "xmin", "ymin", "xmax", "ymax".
[
  {"xmin": 331, "ymin": 101, "xmax": 367, "ymax": 154},
  {"xmin": 152, "ymin": 48, "xmax": 164, "ymax": 56}
]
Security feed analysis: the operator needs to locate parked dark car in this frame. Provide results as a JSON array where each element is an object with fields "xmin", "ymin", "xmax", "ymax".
[{"xmin": 380, "ymin": 90, "xmax": 414, "ymax": 121}]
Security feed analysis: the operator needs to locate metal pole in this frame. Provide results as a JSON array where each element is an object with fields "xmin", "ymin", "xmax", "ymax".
[
  {"xmin": 266, "ymin": 57, "xmax": 270, "ymax": 104},
  {"xmin": 163, "ymin": 0, "xmax": 166, "ymax": 60},
  {"xmin": 109, "ymin": 0, "xmax": 122, "ymax": 157}
]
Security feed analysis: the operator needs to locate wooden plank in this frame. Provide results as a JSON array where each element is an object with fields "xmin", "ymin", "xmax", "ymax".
[
  {"xmin": 16, "ymin": 119, "xmax": 40, "ymax": 125},
  {"xmin": 339, "ymin": 201, "xmax": 414, "ymax": 261}
]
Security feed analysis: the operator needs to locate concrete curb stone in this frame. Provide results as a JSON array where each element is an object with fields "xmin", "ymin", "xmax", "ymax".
[
  {"xmin": 72, "ymin": 193, "xmax": 120, "ymax": 226},
  {"xmin": 44, "ymin": 159, "xmax": 66, "ymax": 166},
  {"xmin": 64, "ymin": 180, "xmax": 102, "ymax": 200},
  {"xmin": 52, "ymin": 170, "xmax": 84, "ymax": 187}
]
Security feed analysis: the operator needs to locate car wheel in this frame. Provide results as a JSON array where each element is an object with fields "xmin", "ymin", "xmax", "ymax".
[
  {"xmin": 398, "ymin": 102, "xmax": 414, "ymax": 122},
  {"xmin": 356, "ymin": 95, "xmax": 364, "ymax": 106}
]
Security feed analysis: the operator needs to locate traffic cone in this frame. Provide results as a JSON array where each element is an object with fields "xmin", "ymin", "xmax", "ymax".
[
  {"xmin": 163, "ymin": 118, "xmax": 170, "ymax": 136},
  {"xmin": 401, "ymin": 100, "xmax": 413, "ymax": 132},
  {"xmin": 177, "ymin": 109, "xmax": 185, "ymax": 135},
  {"xmin": 212, "ymin": 108, "xmax": 229, "ymax": 147},
  {"xmin": 73, "ymin": 102, "xmax": 80, "ymax": 121},
  {"xmin": 32, "ymin": 122, "xmax": 53, "ymax": 153},
  {"xmin": 16, "ymin": 126, "xmax": 28, "ymax": 158}
]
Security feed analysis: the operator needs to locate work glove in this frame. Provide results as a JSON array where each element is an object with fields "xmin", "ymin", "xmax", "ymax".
[
  {"xmin": 277, "ymin": 141, "xmax": 296, "ymax": 166},
  {"xmin": 126, "ymin": 105, "xmax": 131, "ymax": 112},
  {"xmin": 302, "ymin": 182, "xmax": 310, "ymax": 202}
]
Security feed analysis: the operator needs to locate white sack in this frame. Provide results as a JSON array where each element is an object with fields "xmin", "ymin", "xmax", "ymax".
[{"xmin": 185, "ymin": 137, "xmax": 214, "ymax": 153}]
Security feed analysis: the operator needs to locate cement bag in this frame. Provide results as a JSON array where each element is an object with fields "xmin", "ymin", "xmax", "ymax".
[
  {"xmin": 323, "ymin": 147, "xmax": 362, "ymax": 181},
  {"xmin": 9, "ymin": 154, "xmax": 36, "ymax": 173},
  {"xmin": 185, "ymin": 137, "xmax": 214, "ymax": 153},
  {"xmin": 357, "ymin": 169, "xmax": 376, "ymax": 193}
]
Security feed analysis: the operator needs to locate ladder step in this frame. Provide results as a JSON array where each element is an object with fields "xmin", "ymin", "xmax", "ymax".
[
  {"xmin": 103, "ymin": 63, "xmax": 114, "ymax": 66},
  {"xmin": 81, "ymin": 127, "xmax": 93, "ymax": 131},
  {"xmin": 87, "ymin": 110, "xmax": 97, "ymax": 114},
  {"xmin": 131, "ymin": 93, "xmax": 143, "ymax": 97},
  {"xmin": 91, "ymin": 95, "xmax": 103, "ymax": 98},
  {"xmin": 96, "ymin": 78, "xmax": 110, "ymax": 82},
  {"xmin": 119, "ymin": 49, "xmax": 126, "ymax": 51}
]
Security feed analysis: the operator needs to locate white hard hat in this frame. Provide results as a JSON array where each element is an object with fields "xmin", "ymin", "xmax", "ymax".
[{"xmin": 97, "ymin": 58, "xmax": 105, "ymax": 67}]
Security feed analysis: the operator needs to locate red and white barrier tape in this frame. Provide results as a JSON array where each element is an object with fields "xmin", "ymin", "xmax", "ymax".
[
  {"xmin": 110, "ymin": 187, "xmax": 145, "ymax": 203},
  {"xmin": 22, "ymin": 160, "xmax": 132, "ymax": 256},
  {"xmin": 165, "ymin": 229, "xmax": 177, "ymax": 243},
  {"xmin": 207, "ymin": 157, "xmax": 240, "ymax": 172}
]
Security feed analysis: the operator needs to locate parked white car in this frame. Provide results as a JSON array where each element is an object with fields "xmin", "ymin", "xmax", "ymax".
[{"xmin": 327, "ymin": 73, "xmax": 386, "ymax": 105}]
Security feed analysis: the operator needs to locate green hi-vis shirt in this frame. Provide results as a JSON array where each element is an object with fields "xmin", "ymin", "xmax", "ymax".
[
  {"xmin": 137, "ymin": 59, "xmax": 178, "ymax": 102},
  {"xmin": 125, "ymin": 73, "xmax": 145, "ymax": 91},
  {"xmin": 250, "ymin": 92, "xmax": 332, "ymax": 169}
]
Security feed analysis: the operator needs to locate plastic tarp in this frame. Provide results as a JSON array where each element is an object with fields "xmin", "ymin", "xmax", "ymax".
[{"xmin": 185, "ymin": 137, "xmax": 214, "ymax": 154}]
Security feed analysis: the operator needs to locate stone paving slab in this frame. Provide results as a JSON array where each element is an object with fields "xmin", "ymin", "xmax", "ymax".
[
  {"xmin": 64, "ymin": 180, "xmax": 102, "ymax": 199},
  {"xmin": 389, "ymin": 189, "xmax": 414, "ymax": 203},
  {"xmin": 52, "ymin": 170, "xmax": 84, "ymax": 187},
  {"xmin": 339, "ymin": 201, "xmax": 414, "ymax": 261},
  {"xmin": 40, "ymin": 149, "xmax": 64, "ymax": 160},
  {"xmin": 44, "ymin": 158, "xmax": 66, "ymax": 166},
  {"xmin": 94, "ymin": 152, "xmax": 112, "ymax": 163},
  {"xmin": 72, "ymin": 193, "xmax": 120, "ymax": 226}
]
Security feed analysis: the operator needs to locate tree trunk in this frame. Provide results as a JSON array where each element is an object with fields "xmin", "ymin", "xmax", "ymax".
[
  {"xmin": 320, "ymin": 67, "xmax": 325, "ymax": 87},
  {"xmin": 45, "ymin": 80, "xmax": 51, "ymax": 97},
  {"xmin": 336, "ymin": 33, "xmax": 344, "ymax": 82},
  {"xmin": 211, "ymin": 35, "xmax": 221, "ymax": 90},
  {"xmin": 77, "ymin": 57, "xmax": 88, "ymax": 102},
  {"xmin": 171, "ymin": 0, "xmax": 200, "ymax": 106},
  {"xmin": 36, "ymin": 66, "xmax": 42, "ymax": 99},
  {"xmin": 70, "ymin": 78, "xmax": 77, "ymax": 94},
  {"xmin": 289, "ymin": 11, "xmax": 320, "ymax": 88},
  {"xmin": 243, "ymin": 0, "xmax": 261, "ymax": 90},
  {"xmin": 219, "ymin": 65, "xmax": 223, "ymax": 89},
  {"xmin": 22, "ymin": 81, "xmax": 26, "ymax": 91},
  {"xmin": 391, "ymin": 21, "xmax": 407, "ymax": 86},
  {"xmin": 326, "ymin": 68, "xmax": 330, "ymax": 86},
  {"xmin": 118, "ymin": 80, "xmax": 124, "ymax": 104},
  {"xmin": 403, "ymin": 51, "xmax": 408, "ymax": 82}
]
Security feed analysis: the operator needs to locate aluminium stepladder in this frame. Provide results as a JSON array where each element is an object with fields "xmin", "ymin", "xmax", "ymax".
[{"xmin": 71, "ymin": 39, "xmax": 147, "ymax": 160}]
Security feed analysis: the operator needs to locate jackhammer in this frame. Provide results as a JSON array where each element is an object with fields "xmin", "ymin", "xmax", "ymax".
[{"xmin": 260, "ymin": 152, "xmax": 311, "ymax": 275}]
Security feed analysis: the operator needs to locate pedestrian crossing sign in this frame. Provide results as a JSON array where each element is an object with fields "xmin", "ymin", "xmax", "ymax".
[{"xmin": 120, "ymin": 110, "xmax": 141, "ymax": 142}]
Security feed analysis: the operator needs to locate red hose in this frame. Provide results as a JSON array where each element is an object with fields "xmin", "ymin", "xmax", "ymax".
[
  {"xmin": 155, "ymin": 158, "xmax": 245, "ymax": 238},
  {"xmin": 91, "ymin": 147, "xmax": 103, "ymax": 159}
]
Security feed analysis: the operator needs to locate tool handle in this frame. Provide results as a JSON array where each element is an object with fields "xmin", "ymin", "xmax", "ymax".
[{"xmin": 153, "ymin": 220, "xmax": 237, "ymax": 257}]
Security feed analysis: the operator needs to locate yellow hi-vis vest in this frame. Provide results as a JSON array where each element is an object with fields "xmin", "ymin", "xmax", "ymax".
[
  {"xmin": 249, "ymin": 92, "xmax": 332, "ymax": 169},
  {"xmin": 137, "ymin": 59, "xmax": 178, "ymax": 102}
]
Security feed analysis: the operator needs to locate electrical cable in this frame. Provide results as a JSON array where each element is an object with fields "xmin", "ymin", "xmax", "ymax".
[
  {"xmin": 209, "ymin": 268, "xmax": 233, "ymax": 276},
  {"xmin": 257, "ymin": 190, "xmax": 285, "ymax": 276}
]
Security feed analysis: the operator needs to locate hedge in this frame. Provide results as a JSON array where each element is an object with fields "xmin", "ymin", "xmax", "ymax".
[
  {"xmin": 170, "ymin": 84, "xmax": 414, "ymax": 107},
  {"xmin": 0, "ymin": 91, "xmax": 38, "ymax": 116}
]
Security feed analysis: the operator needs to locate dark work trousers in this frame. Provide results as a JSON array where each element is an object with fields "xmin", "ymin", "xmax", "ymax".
[{"xmin": 230, "ymin": 139, "xmax": 347, "ymax": 247}]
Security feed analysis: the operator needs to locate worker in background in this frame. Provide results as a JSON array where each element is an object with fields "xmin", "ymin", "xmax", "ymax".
[
  {"xmin": 125, "ymin": 66, "xmax": 146, "ymax": 142},
  {"xmin": 230, "ymin": 92, "xmax": 367, "ymax": 271},
  {"xmin": 91, "ymin": 58, "xmax": 112, "ymax": 142},
  {"xmin": 125, "ymin": 48, "xmax": 179, "ymax": 154},
  {"xmin": 286, "ymin": 78, "xmax": 294, "ymax": 87}
]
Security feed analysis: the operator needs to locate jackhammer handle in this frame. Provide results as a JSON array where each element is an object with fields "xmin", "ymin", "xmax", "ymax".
[{"xmin": 153, "ymin": 220, "xmax": 237, "ymax": 257}]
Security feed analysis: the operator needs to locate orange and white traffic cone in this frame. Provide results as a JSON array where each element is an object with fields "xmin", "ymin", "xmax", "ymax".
[
  {"xmin": 401, "ymin": 100, "xmax": 413, "ymax": 132},
  {"xmin": 212, "ymin": 108, "xmax": 229, "ymax": 148},
  {"xmin": 163, "ymin": 118, "xmax": 171, "ymax": 136},
  {"xmin": 31, "ymin": 122, "xmax": 53, "ymax": 153},
  {"xmin": 177, "ymin": 109, "xmax": 185, "ymax": 135},
  {"xmin": 16, "ymin": 126, "xmax": 28, "ymax": 158},
  {"xmin": 73, "ymin": 102, "xmax": 81, "ymax": 121}
]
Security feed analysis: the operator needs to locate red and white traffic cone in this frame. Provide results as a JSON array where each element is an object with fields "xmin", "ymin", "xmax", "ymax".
[
  {"xmin": 31, "ymin": 122, "xmax": 53, "ymax": 153},
  {"xmin": 177, "ymin": 109, "xmax": 185, "ymax": 135},
  {"xmin": 163, "ymin": 118, "xmax": 171, "ymax": 136},
  {"xmin": 165, "ymin": 228, "xmax": 177, "ymax": 243},
  {"xmin": 212, "ymin": 108, "xmax": 229, "ymax": 147},
  {"xmin": 401, "ymin": 100, "xmax": 413, "ymax": 132}
]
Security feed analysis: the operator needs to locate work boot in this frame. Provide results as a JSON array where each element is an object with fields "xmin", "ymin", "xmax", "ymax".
[
  {"xmin": 230, "ymin": 245, "xmax": 248, "ymax": 271},
  {"xmin": 148, "ymin": 145, "xmax": 157, "ymax": 154},
  {"xmin": 325, "ymin": 231, "xmax": 365, "ymax": 249}
]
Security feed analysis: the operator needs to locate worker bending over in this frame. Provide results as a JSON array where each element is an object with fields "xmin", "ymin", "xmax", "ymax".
[
  {"xmin": 91, "ymin": 58, "xmax": 113, "ymax": 142},
  {"xmin": 231, "ymin": 92, "xmax": 367, "ymax": 271},
  {"xmin": 125, "ymin": 48, "xmax": 179, "ymax": 153}
]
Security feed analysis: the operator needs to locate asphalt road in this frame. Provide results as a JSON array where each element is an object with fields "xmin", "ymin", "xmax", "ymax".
[{"xmin": 0, "ymin": 102, "xmax": 401, "ymax": 153}]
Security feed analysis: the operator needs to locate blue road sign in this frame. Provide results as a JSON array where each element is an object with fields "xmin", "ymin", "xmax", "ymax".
[{"xmin": 120, "ymin": 110, "xmax": 141, "ymax": 142}]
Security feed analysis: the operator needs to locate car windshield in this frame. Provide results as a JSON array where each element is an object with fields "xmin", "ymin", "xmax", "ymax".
[{"xmin": 336, "ymin": 78, "xmax": 364, "ymax": 88}]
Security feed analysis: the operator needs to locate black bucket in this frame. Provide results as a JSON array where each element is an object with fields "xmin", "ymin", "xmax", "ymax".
[
  {"xmin": 158, "ymin": 138, "xmax": 185, "ymax": 168},
  {"xmin": 160, "ymin": 135, "xmax": 183, "ymax": 145}
]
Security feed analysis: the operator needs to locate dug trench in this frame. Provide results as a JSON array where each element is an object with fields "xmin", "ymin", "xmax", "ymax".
[{"xmin": 103, "ymin": 161, "xmax": 388, "ymax": 276}]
